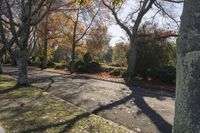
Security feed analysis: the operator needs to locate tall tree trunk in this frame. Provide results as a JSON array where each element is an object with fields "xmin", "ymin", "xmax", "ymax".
[
  {"xmin": 0, "ymin": 62, "xmax": 2, "ymax": 74},
  {"xmin": 16, "ymin": 50, "xmax": 29, "ymax": 86},
  {"xmin": 41, "ymin": 36, "xmax": 48, "ymax": 69},
  {"xmin": 70, "ymin": 9, "xmax": 80, "ymax": 73},
  {"xmin": 16, "ymin": 21, "xmax": 30, "ymax": 86},
  {"xmin": 173, "ymin": 1, "xmax": 200, "ymax": 133},
  {"xmin": 0, "ymin": 48, "xmax": 5, "ymax": 74},
  {"xmin": 71, "ymin": 42, "xmax": 76, "ymax": 73},
  {"xmin": 127, "ymin": 38, "xmax": 137, "ymax": 80},
  {"xmin": 41, "ymin": 17, "xmax": 48, "ymax": 70},
  {"xmin": 0, "ymin": 67, "xmax": 2, "ymax": 74}
]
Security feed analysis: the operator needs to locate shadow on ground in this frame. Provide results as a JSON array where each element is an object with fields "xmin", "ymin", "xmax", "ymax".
[
  {"xmin": 31, "ymin": 75, "xmax": 173, "ymax": 133},
  {"xmin": 2, "ymin": 67, "xmax": 174, "ymax": 133}
]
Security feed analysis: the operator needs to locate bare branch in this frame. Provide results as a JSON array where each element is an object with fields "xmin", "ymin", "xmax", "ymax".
[
  {"xmin": 163, "ymin": 0, "xmax": 184, "ymax": 3},
  {"xmin": 75, "ymin": 8, "xmax": 100, "ymax": 43},
  {"xmin": 101, "ymin": 0, "xmax": 132, "ymax": 37}
]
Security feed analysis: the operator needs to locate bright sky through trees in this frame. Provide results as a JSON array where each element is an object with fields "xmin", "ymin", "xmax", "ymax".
[{"xmin": 108, "ymin": 0, "xmax": 183, "ymax": 46}]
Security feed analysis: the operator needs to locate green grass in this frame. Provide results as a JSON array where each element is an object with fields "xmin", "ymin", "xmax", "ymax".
[
  {"xmin": 0, "ymin": 75, "xmax": 16, "ymax": 89},
  {"xmin": 0, "ymin": 75, "xmax": 16, "ymax": 81},
  {"xmin": 0, "ymin": 75, "xmax": 130, "ymax": 133}
]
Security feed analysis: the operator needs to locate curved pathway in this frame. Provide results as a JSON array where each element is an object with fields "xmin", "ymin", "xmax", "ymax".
[{"xmin": 2, "ymin": 66, "xmax": 175, "ymax": 133}]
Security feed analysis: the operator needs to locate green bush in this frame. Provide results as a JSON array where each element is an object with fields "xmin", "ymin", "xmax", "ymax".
[
  {"xmin": 121, "ymin": 70, "xmax": 128, "ymax": 78},
  {"xmin": 148, "ymin": 66, "xmax": 176, "ymax": 83},
  {"xmin": 68, "ymin": 53, "xmax": 101, "ymax": 73},
  {"xmin": 74, "ymin": 60, "xmax": 85, "ymax": 71},
  {"xmin": 78, "ymin": 62, "xmax": 101, "ymax": 73},
  {"xmin": 34, "ymin": 56, "xmax": 41, "ymax": 66},
  {"xmin": 102, "ymin": 67, "xmax": 114, "ymax": 73},
  {"xmin": 78, "ymin": 64, "xmax": 87, "ymax": 73},
  {"xmin": 54, "ymin": 63, "xmax": 67, "ymax": 69},
  {"xmin": 47, "ymin": 61, "xmax": 55, "ymax": 68},
  {"xmin": 87, "ymin": 62, "xmax": 101, "ymax": 69},
  {"xmin": 83, "ymin": 52, "xmax": 92, "ymax": 64},
  {"xmin": 68, "ymin": 60, "xmax": 83, "ymax": 71},
  {"xmin": 88, "ymin": 62, "xmax": 101, "ymax": 72},
  {"xmin": 112, "ymin": 42, "xmax": 128, "ymax": 66},
  {"xmin": 110, "ymin": 63, "xmax": 123, "ymax": 67},
  {"xmin": 135, "ymin": 40, "xmax": 176, "ymax": 79},
  {"xmin": 68, "ymin": 60, "xmax": 101, "ymax": 73},
  {"xmin": 109, "ymin": 69, "xmax": 121, "ymax": 76}
]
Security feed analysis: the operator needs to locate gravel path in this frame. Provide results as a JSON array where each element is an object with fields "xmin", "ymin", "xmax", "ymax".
[{"xmin": 2, "ymin": 66, "xmax": 175, "ymax": 133}]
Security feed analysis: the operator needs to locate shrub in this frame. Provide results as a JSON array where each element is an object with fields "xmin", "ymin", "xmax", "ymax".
[
  {"xmin": 47, "ymin": 61, "xmax": 55, "ymax": 68},
  {"xmin": 68, "ymin": 53, "xmax": 102, "ymax": 73},
  {"xmin": 110, "ymin": 63, "xmax": 122, "ymax": 67},
  {"xmin": 68, "ymin": 60, "xmax": 84, "ymax": 71},
  {"xmin": 121, "ymin": 70, "xmax": 128, "ymax": 78},
  {"xmin": 109, "ymin": 69, "xmax": 121, "ymax": 76},
  {"xmin": 83, "ymin": 52, "xmax": 92, "ymax": 64},
  {"xmin": 54, "ymin": 63, "xmax": 67, "ymax": 69},
  {"xmin": 148, "ymin": 66, "xmax": 176, "ymax": 83},
  {"xmin": 74, "ymin": 60, "xmax": 85, "ymax": 71},
  {"xmin": 134, "ymin": 40, "xmax": 176, "ymax": 79},
  {"xmin": 102, "ymin": 67, "xmax": 114, "ymax": 73},
  {"xmin": 88, "ymin": 62, "xmax": 101, "ymax": 69},
  {"xmin": 85, "ymin": 62, "xmax": 101, "ymax": 73},
  {"xmin": 112, "ymin": 43, "xmax": 129, "ymax": 66},
  {"xmin": 34, "ymin": 56, "xmax": 41, "ymax": 66},
  {"xmin": 67, "ymin": 61, "xmax": 72, "ymax": 70},
  {"xmin": 76, "ymin": 61, "xmax": 101, "ymax": 73},
  {"xmin": 78, "ymin": 65, "xmax": 87, "ymax": 73}
]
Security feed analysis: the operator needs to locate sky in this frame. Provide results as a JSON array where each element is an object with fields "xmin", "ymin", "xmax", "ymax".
[{"xmin": 107, "ymin": 1, "xmax": 184, "ymax": 47}]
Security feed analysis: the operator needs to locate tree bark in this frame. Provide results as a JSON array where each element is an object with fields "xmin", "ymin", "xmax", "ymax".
[
  {"xmin": 70, "ymin": 9, "xmax": 79, "ymax": 73},
  {"xmin": 16, "ymin": 22, "xmax": 30, "ymax": 86},
  {"xmin": 0, "ymin": 48, "xmax": 5, "ymax": 74},
  {"xmin": 41, "ymin": 35, "xmax": 48, "ymax": 69},
  {"xmin": 0, "ymin": 65, "xmax": 2, "ymax": 74},
  {"xmin": 173, "ymin": 1, "xmax": 200, "ymax": 133},
  {"xmin": 127, "ymin": 38, "xmax": 137, "ymax": 80},
  {"xmin": 71, "ymin": 42, "xmax": 76, "ymax": 73},
  {"xmin": 41, "ymin": 17, "xmax": 48, "ymax": 70},
  {"xmin": 16, "ymin": 50, "xmax": 29, "ymax": 86}
]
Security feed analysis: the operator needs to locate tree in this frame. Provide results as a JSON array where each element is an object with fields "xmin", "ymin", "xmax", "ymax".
[
  {"xmin": 86, "ymin": 25, "xmax": 110, "ymax": 61},
  {"xmin": 0, "ymin": 0, "xmax": 53, "ymax": 86},
  {"xmin": 133, "ymin": 25, "xmax": 177, "ymax": 79},
  {"xmin": 0, "ymin": 45, "xmax": 5, "ymax": 74},
  {"xmin": 173, "ymin": 1, "xmax": 200, "ymax": 132},
  {"xmin": 101, "ymin": 0, "xmax": 180, "ymax": 80},
  {"xmin": 112, "ymin": 42, "xmax": 129, "ymax": 66},
  {"xmin": 101, "ymin": 46, "xmax": 113, "ymax": 63},
  {"xmin": 40, "ymin": 16, "xmax": 49, "ymax": 69},
  {"xmin": 36, "ymin": 1, "xmax": 75, "ymax": 69},
  {"xmin": 66, "ymin": 5, "xmax": 100, "ymax": 73}
]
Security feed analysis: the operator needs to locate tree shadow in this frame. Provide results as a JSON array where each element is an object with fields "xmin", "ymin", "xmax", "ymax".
[
  {"xmin": 41, "ymin": 79, "xmax": 173, "ymax": 133},
  {"xmin": 29, "ymin": 75, "xmax": 173, "ymax": 133},
  {"xmin": 1, "ymin": 67, "xmax": 173, "ymax": 132},
  {"xmin": 19, "ymin": 112, "xmax": 91, "ymax": 133},
  {"xmin": 92, "ymin": 80, "xmax": 172, "ymax": 133},
  {"xmin": 131, "ymin": 90, "xmax": 172, "ymax": 132}
]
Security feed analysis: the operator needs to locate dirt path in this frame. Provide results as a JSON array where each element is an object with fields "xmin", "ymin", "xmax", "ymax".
[{"xmin": 2, "ymin": 66, "xmax": 175, "ymax": 133}]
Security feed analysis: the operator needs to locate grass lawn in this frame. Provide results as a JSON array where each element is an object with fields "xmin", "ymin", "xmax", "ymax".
[{"xmin": 0, "ymin": 75, "xmax": 131, "ymax": 133}]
